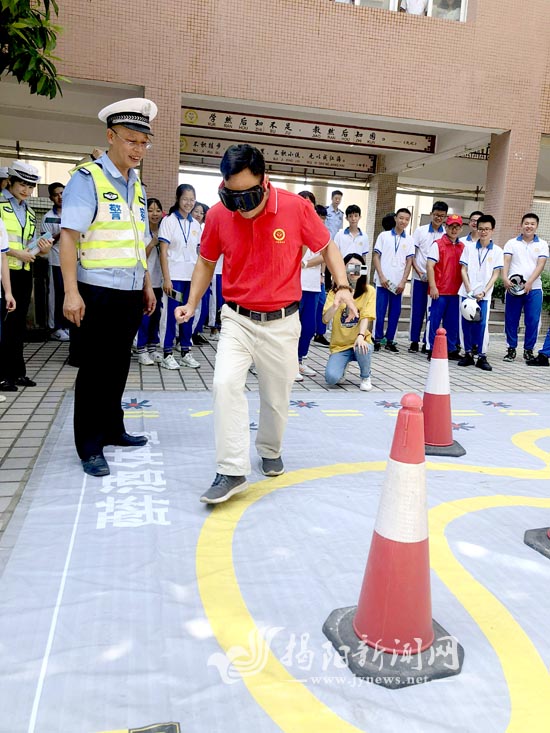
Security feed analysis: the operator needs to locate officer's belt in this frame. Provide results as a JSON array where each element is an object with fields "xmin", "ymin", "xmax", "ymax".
[{"xmin": 226, "ymin": 301, "xmax": 299, "ymax": 322}]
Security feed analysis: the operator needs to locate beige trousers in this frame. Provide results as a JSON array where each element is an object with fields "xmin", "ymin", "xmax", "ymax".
[{"xmin": 213, "ymin": 304, "xmax": 301, "ymax": 476}]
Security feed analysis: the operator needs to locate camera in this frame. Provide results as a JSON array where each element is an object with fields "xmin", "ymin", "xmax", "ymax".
[{"xmin": 346, "ymin": 264, "xmax": 368, "ymax": 276}]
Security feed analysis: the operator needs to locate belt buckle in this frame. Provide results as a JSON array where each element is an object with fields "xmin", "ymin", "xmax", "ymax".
[{"xmin": 250, "ymin": 310, "xmax": 267, "ymax": 322}]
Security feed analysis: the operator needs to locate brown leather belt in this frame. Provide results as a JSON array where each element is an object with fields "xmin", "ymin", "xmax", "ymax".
[{"xmin": 226, "ymin": 301, "xmax": 300, "ymax": 322}]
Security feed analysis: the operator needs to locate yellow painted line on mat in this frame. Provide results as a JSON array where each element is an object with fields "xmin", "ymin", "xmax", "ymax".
[
  {"xmin": 196, "ymin": 429, "xmax": 550, "ymax": 733},
  {"xmin": 124, "ymin": 411, "xmax": 159, "ymax": 418},
  {"xmin": 430, "ymin": 495, "xmax": 550, "ymax": 733},
  {"xmin": 190, "ymin": 410, "xmax": 213, "ymax": 418}
]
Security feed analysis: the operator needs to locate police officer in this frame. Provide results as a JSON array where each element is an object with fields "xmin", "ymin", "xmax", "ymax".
[
  {"xmin": 60, "ymin": 98, "xmax": 157, "ymax": 477},
  {"xmin": 0, "ymin": 161, "xmax": 52, "ymax": 392}
]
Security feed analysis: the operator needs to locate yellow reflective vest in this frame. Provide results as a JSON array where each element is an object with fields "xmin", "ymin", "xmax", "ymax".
[
  {"xmin": 0, "ymin": 196, "xmax": 36, "ymax": 272},
  {"xmin": 73, "ymin": 162, "xmax": 147, "ymax": 270}
]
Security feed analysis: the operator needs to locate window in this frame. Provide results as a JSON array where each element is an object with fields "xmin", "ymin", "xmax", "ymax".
[{"xmin": 339, "ymin": 0, "xmax": 469, "ymax": 21}]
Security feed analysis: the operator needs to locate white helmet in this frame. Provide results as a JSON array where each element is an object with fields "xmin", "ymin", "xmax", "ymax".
[
  {"xmin": 461, "ymin": 298, "xmax": 481, "ymax": 322},
  {"xmin": 509, "ymin": 273, "xmax": 526, "ymax": 295}
]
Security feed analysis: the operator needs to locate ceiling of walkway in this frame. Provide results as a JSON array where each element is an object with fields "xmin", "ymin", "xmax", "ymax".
[{"xmin": 0, "ymin": 79, "xmax": 548, "ymax": 197}]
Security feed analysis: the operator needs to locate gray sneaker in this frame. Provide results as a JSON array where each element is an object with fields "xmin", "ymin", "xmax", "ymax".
[
  {"xmin": 200, "ymin": 473, "xmax": 248, "ymax": 504},
  {"xmin": 261, "ymin": 456, "xmax": 285, "ymax": 477}
]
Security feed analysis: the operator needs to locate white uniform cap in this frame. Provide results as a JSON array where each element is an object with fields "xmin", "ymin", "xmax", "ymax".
[
  {"xmin": 98, "ymin": 97, "xmax": 158, "ymax": 135},
  {"xmin": 7, "ymin": 160, "xmax": 41, "ymax": 184},
  {"xmin": 0, "ymin": 167, "xmax": 9, "ymax": 179}
]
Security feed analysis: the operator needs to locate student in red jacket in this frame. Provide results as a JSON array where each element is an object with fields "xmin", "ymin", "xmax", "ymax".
[{"xmin": 426, "ymin": 214, "xmax": 464, "ymax": 359}]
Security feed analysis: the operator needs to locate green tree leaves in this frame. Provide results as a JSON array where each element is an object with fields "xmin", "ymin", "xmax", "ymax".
[{"xmin": 0, "ymin": 0, "xmax": 65, "ymax": 99}]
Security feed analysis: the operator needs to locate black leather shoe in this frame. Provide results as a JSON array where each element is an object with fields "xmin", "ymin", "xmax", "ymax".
[
  {"xmin": 0, "ymin": 380, "xmax": 18, "ymax": 392},
  {"xmin": 408, "ymin": 342, "xmax": 419, "ymax": 353},
  {"xmin": 192, "ymin": 333, "xmax": 209, "ymax": 345},
  {"xmin": 112, "ymin": 432, "xmax": 148, "ymax": 447},
  {"xmin": 82, "ymin": 454, "xmax": 110, "ymax": 477},
  {"xmin": 15, "ymin": 376, "xmax": 36, "ymax": 387}
]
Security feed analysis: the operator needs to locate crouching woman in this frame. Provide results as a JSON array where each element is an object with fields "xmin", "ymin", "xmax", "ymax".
[{"xmin": 323, "ymin": 253, "xmax": 376, "ymax": 391}]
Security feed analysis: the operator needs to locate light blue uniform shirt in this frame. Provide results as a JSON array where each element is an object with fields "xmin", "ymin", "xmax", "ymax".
[
  {"xmin": 61, "ymin": 153, "xmax": 149, "ymax": 290},
  {"xmin": 2, "ymin": 190, "xmax": 31, "ymax": 230}
]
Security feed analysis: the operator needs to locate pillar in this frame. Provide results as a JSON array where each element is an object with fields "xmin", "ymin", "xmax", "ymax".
[
  {"xmin": 142, "ymin": 85, "xmax": 181, "ymax": 212},
  {"xmin": 484, "ymin": 128, "xmax": 541, "ymax": 244},
  {"xmin": 366, "ymin": 170, "xmax": 398, "ymax": 272}
]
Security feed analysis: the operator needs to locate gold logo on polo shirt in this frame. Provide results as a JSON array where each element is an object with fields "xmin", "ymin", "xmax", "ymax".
[{"xmin": 273, "ymin": 228, "xmax": 285, "ymax": 242}]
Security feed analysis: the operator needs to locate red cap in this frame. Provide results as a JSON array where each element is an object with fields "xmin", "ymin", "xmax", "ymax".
[{"xmin": 446, "ymin": 214, "xmax": 463, "ymax": 226}]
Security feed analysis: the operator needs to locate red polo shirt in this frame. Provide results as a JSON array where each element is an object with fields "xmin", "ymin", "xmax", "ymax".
[
  {"xmin": 200, "ymin": 185, "xmax": 330, "ymax": 310},
  {"xmin": 428, "ymin": 234, "xmax": 464, "ymax": 295}
]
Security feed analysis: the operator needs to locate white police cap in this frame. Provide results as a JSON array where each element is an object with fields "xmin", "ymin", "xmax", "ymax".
[
  {"xmin": 98, "ymin": 98, "xmax": 158, "ymax": 135},
  {"xmin": 0, "ymin": 167, "xmax": 9, "ymax": 179},
  {"xmin": 7, "ymin": 160, "xmax": 41, "ymax": 184}
]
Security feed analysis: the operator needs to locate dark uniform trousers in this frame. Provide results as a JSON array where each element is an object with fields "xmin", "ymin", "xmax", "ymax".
[
  {"xmin": 0, "ymin": 268, "xmax": 33, "ymax": 382},
  {"xmin": 74, "ymin": 282, "xmax": 143, "ymax": 460}
]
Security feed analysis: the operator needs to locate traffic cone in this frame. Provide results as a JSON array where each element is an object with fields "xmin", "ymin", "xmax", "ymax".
[
  {"xmin": 524, "ymin": 526, "xmax": 550, "ymax": 560},
  {"xmin": 423, "ymin": 327, "xmax": 465, "ymax": 457},
  {"xmin": 323, "ymin": 393, "xmax": 464, "ymax": 688}
]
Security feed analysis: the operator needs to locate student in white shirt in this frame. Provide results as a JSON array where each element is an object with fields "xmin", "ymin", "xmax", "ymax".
[
  {"xmin": 0, "ymin": 217, "xmax": 16, "ymax": 339},
  {"xmin": 372, "ymin": 208, "xmax": 415, "ymax": 352},
  {"xmin": 136, "ymin": 198, "xmax": 164, "ymax": 365},
  {"xmin": 334, "ymin": 205, "xmax": 369, "ymax": 260},
  {"xmin": 502, "ymin": 212, "xmax": 549, "ymax": 362},
  {"xmin": 159, "ymin": 184, "xmax": 202, "ymax": 369},
  {"xmin": 457, "ymin": 215, "xmax": 503, "ymax": 371},
  {"xmin": 459, "ymin": 210, "xmax": 483, "ymax": 247},
  {"xmin": 409, "ymin": 201, "xmax": 448, "ymax": 353}
]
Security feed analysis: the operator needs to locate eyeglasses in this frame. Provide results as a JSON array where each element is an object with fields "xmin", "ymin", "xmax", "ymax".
[
  {"xmin": 432, "ymin": 213, "xmax": 447, "ymax": 219},
  {"xmin": 111, "ymin": 128, "xmax": 152, "ymax": 151},
  {"xmin": 477, "ymin": 227, "xmax": 493, "ymax": 232}
]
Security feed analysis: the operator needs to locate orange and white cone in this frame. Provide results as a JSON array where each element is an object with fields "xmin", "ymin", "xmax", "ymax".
[
  {"xmin": 353, "ymin": 392, "xmax": 433, "ymax": 652},
  {"xmin": 424, "ymin": 327, "xmax": 465, "ymax": 457},
  {"xmin": 323, "ymin": 393, "xmax": 464, "ymax": 687}
]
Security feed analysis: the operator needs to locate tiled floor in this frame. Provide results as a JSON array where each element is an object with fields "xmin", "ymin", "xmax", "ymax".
[{"xmin": 0, "ymin": 331, "xmax": 548, "ymax": 538}]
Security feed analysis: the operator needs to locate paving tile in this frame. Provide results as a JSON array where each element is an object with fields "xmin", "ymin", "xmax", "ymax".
[
  {"xmin": 15, "ymin": 438, "xmax": 44, "ymax": 448},
  {"xmin": 0, "ymin": 482, "xmax": 20, "ymax": 497},
  {"xmin": 19, "ymin": 430, "xmax": 47, "ymax": 438},
  {"xmin": 0, "ymin": 497, "xmax": 13, "ymax": 512},
  {"xmin": 1, "ymin": 457, "xmax": 34, "ymax": 470},
  {"xmin": 0, "ymin": 469, "xmax": 27, "ymax": 482},
  {"xmin": 7, "ymin": 447, "xmax": 39, "ymax": 459}
]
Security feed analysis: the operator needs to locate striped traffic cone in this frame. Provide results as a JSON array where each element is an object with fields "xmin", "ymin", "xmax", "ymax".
[
  {"xmin": 424, "ymin": 327, "xmax": 465, "ymax": 457},
  {"xmin": 524, "ymin": 526, "xmax": 550, "ymax": 560},
  {"xmin": 323, "ymin": 393, "xmax": 464, "ymax": 688}
]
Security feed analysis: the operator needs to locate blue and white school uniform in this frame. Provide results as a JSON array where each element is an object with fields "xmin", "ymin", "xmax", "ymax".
[
  {"xmin": 459, "ymin": 241, "xmax": 503, "ymax": 356},
  {"xmin": 208, "ymin": 255, "xmax": 224, "ymax": 330},
  {"xmin": 158, "ymin": 211, "xmax": 201, "ymax": 353},
  {"xmin": 333, "ymin": 228, "xmax": 369, "ymax": 260},
  {"xmin": 373, "ymin": 228, "xmax": 414, "ymax": 343},
  {"xmin": 299, "ymin": 248, "xmax": 322, "ymax": 362},
  {"xmin": 410, "ymin": 222, "xmax": 444, "ymax": 344},
  {"xmin": 503, "ymin": 235, "xmax": 549, "ymax": 350}
]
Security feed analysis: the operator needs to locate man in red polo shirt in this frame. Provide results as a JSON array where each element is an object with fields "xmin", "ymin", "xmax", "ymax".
[
  {"xmin": 426, "ymin": 213, "xmax": 465, "ymax": 359},
  {"xmin": 175, "ymin": 144, "xmax": 357, "ymax": 504}
]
